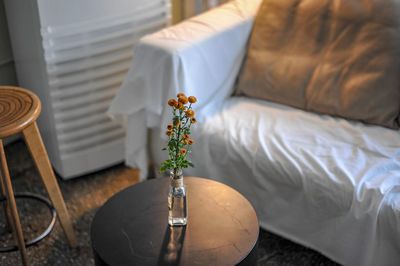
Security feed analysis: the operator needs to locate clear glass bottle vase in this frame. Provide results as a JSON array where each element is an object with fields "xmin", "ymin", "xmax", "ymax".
[{"xmin": 168, "ymin": 169, "xmax": 188, "ymax": 226}]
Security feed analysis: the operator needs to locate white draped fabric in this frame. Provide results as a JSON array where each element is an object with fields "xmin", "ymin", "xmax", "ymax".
[
  {"xmin": 109, "ymin": 1, "xmax": 400, "ymax": 265},
  {"xmin": 109, "ymin": 0, "xmax": 261, "ymax": 179}
]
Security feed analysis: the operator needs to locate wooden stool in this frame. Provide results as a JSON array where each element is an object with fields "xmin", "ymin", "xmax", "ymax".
[{"xmin": 0, "ymin": 86, "xmax": 77, "ymax": 265}]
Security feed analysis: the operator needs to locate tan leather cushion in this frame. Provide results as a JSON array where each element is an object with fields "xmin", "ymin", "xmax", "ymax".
[{"xmin": 236, "ymin": 0, "xmax": 400, "ymax": 128}]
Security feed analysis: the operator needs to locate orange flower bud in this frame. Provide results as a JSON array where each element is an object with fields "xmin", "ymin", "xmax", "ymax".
[
  {"xmin": 188, "ymin": 96, "xmax": 197, "ymax": 103},
  {"xmin": 188, "ymin": 139, "xmax": 194, "ymax": 145},
  {"xmin": 186, "ymin": 109, "xmax": 195, "ymax": 118},
  {"xmin": 177, "ymin": 92, "xmax": 186, "ymax": 98},
  {"xmin": 166, "ymin": 130, "xmax": 172, "ymax": 136},
  {"xmin": 177, "ymin": 102, "xmax": 184, "ymax": 110},
  {"xmin": 167, "ymin": 124, "xmax": 173, "ymax": 130},
  {"xmin": 183, "ymin": 134, "xmax": 190, "ymax": 139},
  {"xmin": 191, "ymin": 118, "xmax": 197, "ymax": 124},
  {"xmin": 180, "ymin": 148, "xmax": 187, "ymax": 155},
  {"xmin": 168, "ymin": 99, "xmax": 177, "ymax": 107},
  {"xmin": 178, "ymin": 96, "xmax": 189, "ymax": 104}
]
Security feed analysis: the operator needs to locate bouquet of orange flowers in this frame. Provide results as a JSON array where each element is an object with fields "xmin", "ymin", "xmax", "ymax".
[{"xmin": 160, "ymin": 92, "xmax": 197, "ymax": 174}]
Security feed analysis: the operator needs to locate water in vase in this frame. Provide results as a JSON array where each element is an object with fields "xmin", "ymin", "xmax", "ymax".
[{"xmin": 168, "ymin": 183, "xmax": 188, "ymax": 226}]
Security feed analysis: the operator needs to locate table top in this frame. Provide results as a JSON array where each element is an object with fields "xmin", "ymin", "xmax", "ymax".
[{"xmin": 91, "ymin": 176, "xmax": 259, "ymax": 265}]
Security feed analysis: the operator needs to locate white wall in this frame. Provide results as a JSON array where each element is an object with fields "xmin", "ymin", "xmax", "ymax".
[
  {"xmin": 0, "ymin": 1, "xmax": 19, "ymax": 144},
  {"xmin": 0, "ymin": 0, "xmax": 17, "ymax": 85}
]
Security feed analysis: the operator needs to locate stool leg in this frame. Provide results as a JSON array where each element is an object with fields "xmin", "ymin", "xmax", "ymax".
[
  {"xmin": 0, "ymin": 140, "xmax": 29, "ymax": 265},
  {"xmin": 22, "ymin": 123, "xmax": 77, "ymax": 247},
  {"xmin": 0, "ymin": 159, "xmax": 12, "ymax": 233}
]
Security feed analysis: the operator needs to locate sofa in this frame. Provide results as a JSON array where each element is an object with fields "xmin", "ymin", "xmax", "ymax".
[{"xmin": 109, "ymin": 0, "xmax": 400, "ymax": 265}]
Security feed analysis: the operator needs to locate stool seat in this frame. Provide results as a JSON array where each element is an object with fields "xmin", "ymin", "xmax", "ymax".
[{"xmin": 0, "ymin": 86, "xmax": 41, "ymax": 138}]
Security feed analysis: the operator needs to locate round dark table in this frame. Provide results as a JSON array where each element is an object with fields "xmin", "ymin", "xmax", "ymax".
[{"xmin": 91, "ymin": 177, "xmax": 259, "ymax": 265}]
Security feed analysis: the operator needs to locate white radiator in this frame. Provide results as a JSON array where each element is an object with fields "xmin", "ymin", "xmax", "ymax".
[{"xmin": 5, "ymin": 0, "xmax": 171, "ymax": 179}]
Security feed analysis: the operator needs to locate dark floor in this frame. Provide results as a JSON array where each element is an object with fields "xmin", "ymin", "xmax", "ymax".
[{"xmin": 0, "ymin": 141, "xmax": 340, "ymax": 265}]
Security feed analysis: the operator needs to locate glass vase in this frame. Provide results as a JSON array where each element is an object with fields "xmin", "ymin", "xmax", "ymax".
[{"xmin": 168, "ymin": 169, "xmax": 188, "ymax": 226}]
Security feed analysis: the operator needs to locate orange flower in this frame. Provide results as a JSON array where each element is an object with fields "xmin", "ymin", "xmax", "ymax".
[
  {"xmin": 178, "ymin": 96, "xmax": 189, "ymax": 104},
  {"xmin": 177, "ymin": 92, "xmax": 186, "ymax": 98},
  {"xmin": 180, "ymin": 148, "xmax": 187, "ymax": 155},
  {"xmin": 183, "ymin": 138, "xmax": 194, "ymax": 145},
  {"xmin": 168, "ymin": 99, "xmax": 177, "ymax": 107},
  {"xmin": 166, "ymin": 130, "xmax": 172, "ymax": 136},
  {"xmin": 167, "ymin": 124, "xmax": 173, "ymax": 130},
  {"xmin": 183, "ymin": 134, "xmax": 190, "ymax": 139},
  {"xmin": 191, "ymin": 118, "xmax": 197, "ymax": 124},
  {"xmin": 177, "ymin": 102, "xmax": 184, "ymax": 110},
  {"xmin": 188, "ymin": 96, "xmax": 197, "ymax": 103},
  {"xmin": 185, "ymin": 109, "xmax": 195, "ymax": 118}
]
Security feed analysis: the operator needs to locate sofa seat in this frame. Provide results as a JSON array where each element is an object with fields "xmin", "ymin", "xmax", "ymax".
[{"xmin": 176, "ymin": 96, "xmax": 400, "ymax": 265}]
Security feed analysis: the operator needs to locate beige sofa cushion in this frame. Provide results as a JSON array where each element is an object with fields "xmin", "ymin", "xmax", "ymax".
[{"xmin": 236, "ymin": 0, "xmax": 400, "ymax": 129}]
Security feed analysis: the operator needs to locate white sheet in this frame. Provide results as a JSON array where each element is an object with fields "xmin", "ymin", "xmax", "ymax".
[
  {"xmin": 151, "ymin": 97, "xmax": 400, "ymax": 266},
  {"xmin": 108, "ymin": 0, "xmax": 261, "ymax": 179}
]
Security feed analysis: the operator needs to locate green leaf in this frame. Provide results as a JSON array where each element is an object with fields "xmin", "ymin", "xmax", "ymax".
[{"xmin": 160, "ymin": 165, "xmax": 166, "ymax": 173}]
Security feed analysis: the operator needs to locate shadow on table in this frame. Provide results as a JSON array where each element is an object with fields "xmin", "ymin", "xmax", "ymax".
[{"xmin": 157, "ymin": 225, "xmax": 186, "ymax": 265}]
